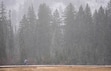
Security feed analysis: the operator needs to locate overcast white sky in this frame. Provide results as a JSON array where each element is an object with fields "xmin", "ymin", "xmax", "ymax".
[{"xmin": 0, "ymin": 0, "xmax": 109, "ymax": 11}]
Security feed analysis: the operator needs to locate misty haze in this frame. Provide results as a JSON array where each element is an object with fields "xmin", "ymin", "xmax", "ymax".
[{"xmin": 0, "ymin": 0, "xmax": 111, "ymax": 65}]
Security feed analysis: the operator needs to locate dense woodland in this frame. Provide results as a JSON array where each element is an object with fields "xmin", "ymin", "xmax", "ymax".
[{"xmin": 1, "ymin": 0, "xmax": 111, "ymax": 65}]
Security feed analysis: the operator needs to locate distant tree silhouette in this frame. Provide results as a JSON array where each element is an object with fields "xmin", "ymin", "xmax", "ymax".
[
  {"xmin": 0, "ymin": 1, "xmax": 7, "ymax": 65},
  {"xmin": 38, "ymin": 3, "xmax": 52, "ymax": 64},
  {"xmin": 64, "ymin": 3, "xmax": 76, "ymax": 64}
]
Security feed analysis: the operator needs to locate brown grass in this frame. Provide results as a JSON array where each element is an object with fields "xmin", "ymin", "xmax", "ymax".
[{"xmin": 0, "ymin": 65, "xmax": 111, "ymax": 71}]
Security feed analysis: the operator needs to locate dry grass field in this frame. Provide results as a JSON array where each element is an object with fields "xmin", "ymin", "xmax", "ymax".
[{"xmin": 0, "ymin": 65, "xmax": 111, "ymax": 71}]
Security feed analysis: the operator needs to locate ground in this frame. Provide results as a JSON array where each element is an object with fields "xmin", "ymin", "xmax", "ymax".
[{"xmin": 0, "ymin": 65, "xmax": 111, "ymax": 71}]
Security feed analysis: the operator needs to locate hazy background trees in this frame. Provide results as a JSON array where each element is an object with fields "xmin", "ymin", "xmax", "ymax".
[
  {"xmin": 1, "ymin": 0, "xmax": 111, "ymax": 65},
  {"xmin": 0, "ymin": 1, "xmax": 14, "ymax": 65}
]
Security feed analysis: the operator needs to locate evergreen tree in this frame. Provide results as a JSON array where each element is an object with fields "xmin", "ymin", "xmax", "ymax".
[
  {"xmin": 84, "ymin": 4, "xmax": 92, "ymax": 26},
  {"xmin": 19, "ymin": 5, "xmax": 37, "ymax": 64},
  {"xmin": 74, "ymin": 5, "xmax": 86, "ymax": 64},
  {"xmin": 6, "ymin": 10, "xmax": 15, "ymax": 64},
  {"xmin": 64, "ymin": 3, "xmax": 76, "ymax": 64},
  {"xmin": 38, "ymin": 3, "xmax": 52, "ymax": 64},
  {"xmin": 93, "ymin": 10, "xmax": 98, "ymax": 24},
  {"xmin": 0, "ymin": 1, "xmax": 7, "ymax": 65},
  {"xmin": 26, "ymin": 5, "xmax": 37, "ymax": 64},
  {"xmin": 93, "ymin": 6, "xmax": 107, "ymax": 64},
  {"xmin": 105, "ymin": 0, "xmax": 111, "ymax": 64},
  {"xmin": 19, "ymin": 14, "xmax": 28, "ymax": 63},
  {"xmin": 76, "ymin": 5, "xmax": 85, "ymax": 25},
  {"xmin": 50, "ymin": 9, "xmax": 64, "ymax": 64},
  {"xmin": 81, "ymin": 4, "xmax": 94, "ymax": 64}
]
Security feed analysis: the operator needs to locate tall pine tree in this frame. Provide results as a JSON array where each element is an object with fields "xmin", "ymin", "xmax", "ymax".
[
  {"xmin": 64, "ymin": 3, "xmax": 76, "ymax": 64},
  {"xmin": 38, "ymin": 3, "xmax": 52, "ymax": 64},
  {"xmin": 0, "ymin": 1, "xmax": 9, "ymax": 65}
]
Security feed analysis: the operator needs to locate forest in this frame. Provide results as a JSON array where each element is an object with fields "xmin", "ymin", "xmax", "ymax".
[{"xmin": 0, "ymin": 0, "xmax": 111, "ymax": 65}]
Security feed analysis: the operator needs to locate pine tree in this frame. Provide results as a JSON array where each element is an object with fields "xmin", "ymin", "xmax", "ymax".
[
  {"xmin": 82, "ymin": 4, "xmax": 94, "ymax": 64},
  {"xmin": 75, "ymin": 5, "xmax": 85, "ymax": 32},
  {"xmin": 76, "ymin": 5, "xmax": 85, "ymax": 24},
  {"xmin": 5, "ymin": 10, "xmax": 15, "ymax": 64},
  {"xmin": 27, "ymin": 6, "xmax": 36, "ymax": 25},
  {"xmin": 19, "ymin": 14, "xmax": 28, "ymax": 63},
  {"xmin": 105, "ymin": 0, "xmax": 111, "ymax": 64},
  {"xmin": 84, "ymin": 4, "xmax": 92, "ymax": 26},
  {"xmin": 64, "ymin": 3, "xmax": 76, "ymax": 64},
  {"xmin": 50, "ymin": 9, "xmax": 64, "ymax": 64},
  {"xmin": 75, "ymin": 5, "xmax": 86, "ymax": 64},
  {"xmin": 0, "ymin": 1, "xmax": 7, "ymax": 65},
  {"xmin": 93, "ymin": 10, "xmax": 98, "ymax": 24},
  {"xmin": 38, "ymin": 3, "xmax": 52, "ymax": 64},
  {"xmin": 27, "ymin": 5, "xmax": 37, "ymax": 64},
  {"xmin": 19, "ymin": 5, "xmax": 37, "ymax": 64},
  {"xmin": 93, "ymin": 6, "xmax": 107, "ymax": 64}
]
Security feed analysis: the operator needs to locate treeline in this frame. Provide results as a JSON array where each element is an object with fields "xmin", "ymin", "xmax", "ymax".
[
  {"xmin": 19, "ymin": 0, "xmax": 111, "ymax": 65},
  {"xmin": 1, "ymin": 0, "xmax": 111, "ymax": 65}
]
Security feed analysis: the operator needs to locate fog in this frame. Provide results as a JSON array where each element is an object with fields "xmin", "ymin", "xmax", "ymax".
[
  {"xmin": 7, "ymin": 0, "xmax": 109, "ymax": 32},
  {"xmin": 0, "ymin": 0, "xmax": 111, "ymax": 65}
]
